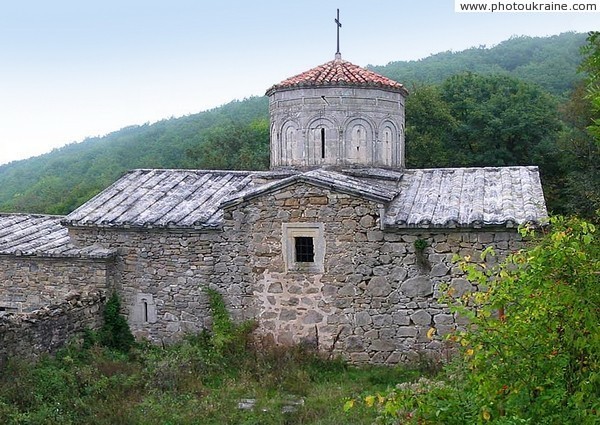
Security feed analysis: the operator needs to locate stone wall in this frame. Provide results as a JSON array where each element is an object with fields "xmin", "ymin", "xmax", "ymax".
[
  {"xmin": 0, "ymin": 291, "xmax": 105, "ymax": 367},
  {"xmin": 269, "ymin": 86, "xmax": 406, "ymax": 169},
  {"xmin": 215, "ymin": 181, "xmax": 521, "ymax": 364},
  {"xmin": 0, "ymin": 254, "xmax": 114, "ymax": 313},
  {"xmin": 68, "ymin": 227, "xmax": 219, "ymax": 343},
  {"xmin": 57, "ymin": 184, "xmax": 522, "ymax": 365}
]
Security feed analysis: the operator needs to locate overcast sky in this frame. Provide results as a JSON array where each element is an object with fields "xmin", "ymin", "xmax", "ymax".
[{"xmin": 0, "ymin": 0, "xmax": 597, "ymax": 165}]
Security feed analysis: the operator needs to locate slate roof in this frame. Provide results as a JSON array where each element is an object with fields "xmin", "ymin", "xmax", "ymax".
[
  {"xmin": 265, "ymin": 56, "xmax": 408, "ymax": 96},
  {"xmin": 0, "ymin": 214, "xmax": 114, "ymax": 258},
  {"xmin": 64, "ymin": 169, "xmax": 290, "ymax": 229},
  {"xmin": 384, "ymin": 167, "xmax": 548, "ymax": 229},
  {"xmin": 222, "ymin": 169, "xmax": 399, "ymax": 208},
  {"xmin": 63, "ymin": 166, "xmax": 547, "ymax": 231}
]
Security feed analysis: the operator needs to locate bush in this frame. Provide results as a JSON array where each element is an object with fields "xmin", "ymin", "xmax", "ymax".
[{"xmin": 99, "ymin": 292, "xmax": 136, "ymax": 353}]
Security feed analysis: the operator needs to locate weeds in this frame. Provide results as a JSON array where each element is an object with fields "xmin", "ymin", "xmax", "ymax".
[{"xmin": 0, "ymin": 288, "xmax": 417, "ymax": 424}]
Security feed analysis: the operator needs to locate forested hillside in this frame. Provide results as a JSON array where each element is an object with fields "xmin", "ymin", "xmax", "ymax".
[
  {"xmin": 0, "ymin": 32, "xmax": 596, "ymax": 218},
  {"xmin": 0, "ymin": 97, "xmax": 268, "ymax": 214},
  {"xmin": 369, "ymin": 32, "xmax": 587, "ymax": 94}
]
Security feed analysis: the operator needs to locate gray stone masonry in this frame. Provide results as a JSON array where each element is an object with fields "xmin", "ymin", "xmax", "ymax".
[
  {"xmin": 215, "ymin": 181, "xmax": 522, "ymax": 364},
  {"xmin": 0, "ymin": 291, "xmax": 105, "ymax": 367},
  {"xmin": 68, "ymin": 227, "xmax": 220, "ymax": 343},
  {"xmin": 0, "ymin": 255, "xmax": 114, "ymax": 313},
  {"xmin": 269, "ymin": 86, "xmax": 406, "ymax": 169}
]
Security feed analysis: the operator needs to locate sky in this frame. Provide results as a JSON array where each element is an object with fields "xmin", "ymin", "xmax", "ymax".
[{"xmin": 0, "ymin": 0, "xmax": 597, "ymax": 166}]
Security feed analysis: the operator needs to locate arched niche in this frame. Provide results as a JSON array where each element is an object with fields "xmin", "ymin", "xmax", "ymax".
[
  {"xmin": 279, "ymin": 120, "xmax": 302, "ymax": 166},
  {"xmin": 306, "ymin": 117, "xmax": 338, "ymax": 166},
  {"xmin": 377, "ymin": 120, "xmax": 400, "ymax": 167},
  {"xmin": 344, "ymin": 118, "xmax": 375, "ymax": 166}
]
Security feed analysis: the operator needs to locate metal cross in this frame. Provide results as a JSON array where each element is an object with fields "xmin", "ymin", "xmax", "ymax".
[{"xmin": 335, "ymin": 9, "xmax": 342, "ymax": 55}]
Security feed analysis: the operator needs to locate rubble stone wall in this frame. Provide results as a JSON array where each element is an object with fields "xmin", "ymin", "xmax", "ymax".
[
  {"xmin": 215, "ymin": 182, "xmax": 521, "ymax": 364},
  {"xmin": 68, "ymin": 227, "xmax": 220, "ymax": 343},
  {"xmin": 0, "ymin": 291, "xmax": 105, "ymax": 367},
  {"xmin": 0, "ymin": 255, "xmax": 113, "ymax": 313}
]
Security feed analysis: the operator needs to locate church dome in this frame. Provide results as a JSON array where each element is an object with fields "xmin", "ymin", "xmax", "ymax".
[
  {"xmin": 265, "ymin": 56, "xmax": 408, "ymax": 96},
  {"xmin": 266, "ymin": 53, "xmax": 407, "ymax": 171}
]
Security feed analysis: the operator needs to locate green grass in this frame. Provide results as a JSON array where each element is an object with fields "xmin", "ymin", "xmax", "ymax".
[{"xmin": 0, "ymin": 335, "xmax": 420, "ymax": 425}]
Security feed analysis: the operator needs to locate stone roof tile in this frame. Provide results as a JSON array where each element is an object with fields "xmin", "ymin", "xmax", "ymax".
[
  {"xmin": 64, "ymin": 169, "xmax": 290, "ymax": 229},
  {"xmin": 221, "ymin": 169, "xmax": 399, "ymax": 208},
  {"xmin": 63, "ymin": 166, "xmax": 547, "ymax": 231},
  {"xmin": 384, "ymin": 167, "xmax": 548, "ymax": 228},
  {"xmin": 0, "ymin": 214, "xmax": 114, "ymax": 258}
]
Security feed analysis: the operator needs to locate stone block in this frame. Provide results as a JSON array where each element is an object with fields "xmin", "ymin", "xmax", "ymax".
[
  {"xmin": 345, "ymin": 336, "xmax": 365, "ymax": 352},
  {"xmin": 279, "ymin": 309, "xmax": 297, "ymax": 321},
  {"xmin": 267, "ymin": 282, "xmax": 283, "ymax": 293},
  {"xmin": 410, "ymin": 310, "xmax": 431, "ymax": 326},
  {"xmin": 338, "ymin": 284, "xmax": 357, "ymax": 296},
  {"xmin": 367, "ymin": 276, "xmax": 391, "ymax": 297},
  {"xmin": 430, "ymin": 263, "xmax": 449, "ymax": 277},
  {"xmin": 450, "ymin": 278, "xmax": 473, "ymax": 298},
  {"xmin": 370, "ymin": 339, "xmax": 396, "ymax": 351},
  {"xmin": 433, "ymin": 313, "xmax": 454, "ymax": 325},
  {"xmin": 355, "ymin": 311, "xmax": 372, "ymax": 326},
  {"xmin": 400, "ymin": 276, "xmax": 433, "ymax": 298},
  {"xmin": 396, "ymin": 326, "xmax": 417, "ymax": 337},
  {"xmin": 359, "ymin": 215, "xmax": 375, "ymax": 228},
  {"xmin": 367, "ymin": 230, "xmax": 384, "ymax": 241},
  {"xmin": 303, "ymin": 310, "xmax": 323, "ymax": 324},
  {"xmin": 392, "ymin": 312, "xmax": 411, "ymax": 326}
]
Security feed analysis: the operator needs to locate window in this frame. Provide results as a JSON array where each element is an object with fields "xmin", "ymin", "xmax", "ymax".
[
  {"xmin": 295, "ymin": 237, "xmax": 315, "ymax": 262},
  {"xmin": 283, "ymin": 223, "xmax": 325, "ymax": 272},
  {"xmin": 131, "ymin": 293, "xmax": 157, "ymax": 324},
  {"xmin": 320, "ymin": 128, "xmax": 326, "ymax": 159}
]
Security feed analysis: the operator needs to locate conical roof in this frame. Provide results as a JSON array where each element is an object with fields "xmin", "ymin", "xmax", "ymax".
[{"xmin": 265, "ymin": 56, "xmax": 408, "ymax": 96}]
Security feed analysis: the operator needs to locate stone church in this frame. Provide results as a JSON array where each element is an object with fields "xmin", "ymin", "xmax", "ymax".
[{"xmin": 0, "ymin": 47, "xmax": 547, "ymax": 363}]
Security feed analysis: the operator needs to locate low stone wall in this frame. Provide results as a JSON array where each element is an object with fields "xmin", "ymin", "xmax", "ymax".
[
  {"xmin": 0, "ymin": 291, "xmax": 106, "ymax": 367},
  {"xmin": 0, "ymin": 255, "xmax": 113, "ymax": 313},
  {"xmin": 68, "ymin": 227, "xmax": 219, "ymax": 343}
]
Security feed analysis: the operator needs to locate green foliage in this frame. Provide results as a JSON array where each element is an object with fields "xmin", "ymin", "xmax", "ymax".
[
  {"xmin": 0, "ymin": 291, "xmax": 416, "ymax": 424},
  {"xmin": 186, "ymin": 117, "xmax": 269, "ymax": 170},
  {"xmin": 357, "ymin": 216, "xmax": 600, "ymax": 424},
  {"xmin": 0, "ymin": 97, "xmax": 269, "ymax": 214},
  {"xmin": 406, "ymin": 73, "xmax": 561, "ymax": 168},
  {"xmin": 97, "ymin": 292, "xmax": 136, "ymax": 353},
  {"xmin": 543, "ymin": 83, "xmax": 600, "ymax": 219},
  {"xmin": 580, "ymin": 31, "xmax": 600, "ymax": 142},
  {"xmin": 370, "ymin": 32, "xmax": 587, "ymax": 95}
]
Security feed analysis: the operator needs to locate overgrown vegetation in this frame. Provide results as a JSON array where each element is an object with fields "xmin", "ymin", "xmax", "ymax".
[
  {"xmin": 352, "ymin": 215, "xmax": 599, "ymax": 424},
  {"xmin": 0, "ymin": 288, "xmax": 419, "ymax": 424},
  {"xmin": 83, "ymin": 292, "xmax": 136, "ymax": 353}
]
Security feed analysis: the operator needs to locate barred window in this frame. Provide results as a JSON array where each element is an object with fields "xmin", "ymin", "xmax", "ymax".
[
  {"xmin": 295, "ymin": 237, "xmax": 315, "ymax": 262},
  {"xmin": 282, "ymin": 223, "xmax": 324, "ymax": 273}
]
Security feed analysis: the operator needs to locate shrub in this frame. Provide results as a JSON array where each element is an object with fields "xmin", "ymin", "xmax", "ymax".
[
  {"xmin": 360, "ymin": 216, "xmax": 600, "ymax": 424},
  {"xmin": 99, "ymin": 292, "xmax": 136, "ymax": 353}
]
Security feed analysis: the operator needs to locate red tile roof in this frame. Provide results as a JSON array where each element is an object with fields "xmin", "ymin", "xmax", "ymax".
[{"xmin": 265, "ymin": 57, "xmax": 408, "ymax": 96}]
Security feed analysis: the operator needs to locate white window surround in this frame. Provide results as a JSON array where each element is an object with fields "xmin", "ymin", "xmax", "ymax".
[{"xmin": 282, "ymin": 223, "xmax": 325, "ymax": 273}]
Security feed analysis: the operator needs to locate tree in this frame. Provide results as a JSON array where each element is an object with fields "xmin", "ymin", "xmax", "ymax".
[
  {"xmin": 546, "ymin": 83, "xmax": 600, "ymax": 218},
  {"xmin": 186, "ymin": 118, "xmax": 270, "ymax": 170},
  {"xmin": 440, "ymin": 73, "xmax": 561, "ymax": 167},
  {"xmin": 580, "ymin": 31, "xmax": 600, "ymax": 142},
  {"xmin": 405, "ymin": 74, "xmax": 562, "ymax": 170},
  {"xmin": 405, "ymin": 85, "xmax": 459, "ymax": 168}
]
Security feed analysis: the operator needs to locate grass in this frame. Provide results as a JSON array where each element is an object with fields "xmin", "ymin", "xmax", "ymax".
[{"xmin": 0, "ymin": 333, "xmax": 421, "ymax": 425}]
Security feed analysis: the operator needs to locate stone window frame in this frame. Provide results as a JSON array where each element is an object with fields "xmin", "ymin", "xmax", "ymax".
[{"xmin": 282, "ymin": 223, "xmax": 325, "ymax": 273}]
